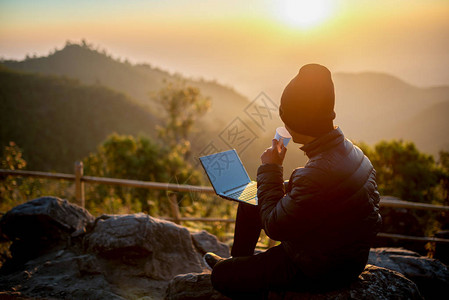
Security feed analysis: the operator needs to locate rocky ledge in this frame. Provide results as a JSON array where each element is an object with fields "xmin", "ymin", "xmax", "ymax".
[{"xmin": 0, "ymin": 197, "xmax": 448, "ymax": 299}]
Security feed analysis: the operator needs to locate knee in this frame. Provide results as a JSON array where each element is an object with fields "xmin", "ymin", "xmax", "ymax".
[{"xmin": 210, "ymin": 259, "xmax": 232, "ymax": 292}]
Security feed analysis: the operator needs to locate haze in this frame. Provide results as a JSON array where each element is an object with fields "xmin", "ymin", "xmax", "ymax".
[{"xmin": 1, "ymin": 0, "xmax": 448, "ymax": 98}]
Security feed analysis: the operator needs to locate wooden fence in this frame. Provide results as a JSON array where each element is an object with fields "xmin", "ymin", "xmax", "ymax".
[{"xmin": 1, "ymin": 162, "xmax": 449, "ymax": 244}]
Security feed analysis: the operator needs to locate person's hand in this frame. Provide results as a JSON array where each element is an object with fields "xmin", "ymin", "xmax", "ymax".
[{"xmin": 261, "ymin": 138, "xmax": 287, "ymax": 165}]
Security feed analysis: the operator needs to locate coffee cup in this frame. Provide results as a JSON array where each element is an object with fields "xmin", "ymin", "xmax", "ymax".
[{"xmin": 274, "ymin": 127, "xmax": 292, "ymax": 147}]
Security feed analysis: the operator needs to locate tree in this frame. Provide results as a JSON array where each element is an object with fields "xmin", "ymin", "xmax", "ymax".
[
  {"xmin": 0, "ymin": 142, "xmax": 27, "ymax": 209},
  {"xmin": 0, "ymin": 142, "xmax": 26, "ymax": 171},
  {"xmin": 359, "ymin": 140, "xmax": 439, "ymax": 203},
  {"xmin": 0, "ymin": 142, "xmax": 72, "ymax": 213},
  {"xmin": 83, "ymin": 134, "xmax": 204, "ymax": 216},
  {"xmin": 152, "ymin": 78, "xmax": 211, "ymax": 158},
  {"xmin": 358, "ymin": 140, "xmax": 448, "ymax": 254},
  {"xmin": 84, "ymin": 134, "xmax": 163, "ymax": 214},
  {"xmin": 82, "ymin": 80, "xmax": 213, "ymax": 217},
  {"xmin": 436, "ymin": 151, "xmax": 449, "ymax": 206}
]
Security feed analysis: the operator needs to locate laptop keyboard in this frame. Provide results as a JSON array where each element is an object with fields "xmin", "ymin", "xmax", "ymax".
[{"xmin": 227, "ymin": 183, "xmax": 257, "ymax": 201}]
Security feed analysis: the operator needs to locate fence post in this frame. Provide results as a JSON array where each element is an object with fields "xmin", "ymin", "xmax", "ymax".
[
  {"xmin": 169, "ymin": 193, "xmax": 181, "ymax": 224},
  {"xmin": 75, "ymin": 161, "xmax": 85, "ymax": 208}
]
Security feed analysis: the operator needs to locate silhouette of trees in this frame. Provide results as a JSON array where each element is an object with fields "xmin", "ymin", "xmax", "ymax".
[
  {"xmin": 360, "ymin": 140, "xmax": 439, "ymax": 203},
  {"xmin": 0, "ymin": 142, "xmax": 71, "ymax": 213},
  {"xmin": 82, "ymin": 133, "xmax": 206, "ymax": 216},
  {"xmin": 0, "ymin": 142, "xmax": 27, "ymax": 211},
  {"xmin": 84, "ymin": 134, "xmax": 164, "ymax": 215},
  {"xmin": 436, "ymin": 151, "xmax": 449, "ymax": 205},
  {"xmin": 0, "ymin": 142, "xmax": 26, "ymax": 171},
  {"xmin": 359, "ymin": 140, "xmax": 449, "ymax": 253},
  {"xmin": 152, "ymin": 78, "xmax": 211, "ymax": 159}
]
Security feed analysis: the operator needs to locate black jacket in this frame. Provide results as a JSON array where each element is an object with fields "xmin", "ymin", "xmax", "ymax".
[{"xmin": 257, "ymin": 127, "xmax": 382, "ymax": 280}]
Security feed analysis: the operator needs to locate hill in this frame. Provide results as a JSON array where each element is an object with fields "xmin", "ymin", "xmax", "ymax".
[
  {"xmin": 1, "ymin": 43, "xmax": 284, "ymax": 176},
  {"xmin": 2, "ymin": 41, "xmax": 448, "ymax": 175},
  {"xmin": 1, "ymin": 42, "xmax": 251, "ymax": 134},
  {"xmin": 391, "ymin": 101, "xmax": 449, "ymax": 155},
  {"xmin": 0, "ymin": 66, "xmax": 158, "ymax": 172},
  {"xmin": 332, "ymin": 72, "xmax": 449, "ymax": 155}
]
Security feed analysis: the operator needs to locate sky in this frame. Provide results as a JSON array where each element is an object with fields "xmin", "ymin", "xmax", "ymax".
[{"xmin": 1, "ymin": 0, "xmax": 448, "ymax": 98}]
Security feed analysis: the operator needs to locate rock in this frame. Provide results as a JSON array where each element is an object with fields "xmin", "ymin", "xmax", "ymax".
[
  {"xmin": 166, "ymin": 265, "xmax": 423, "ymax": 300},
  {"xmin": 0, "ymin": 197, "xmax": 446, "ymax": 299},
  {"xmin": 0, "ymin": 197, "xmax": 94, "ymax": 239},
  {"xmin": 313, "ymin": 264, "xmax": 422, "ymax": 300},
  {"xmin": 192, "ymin": 230, "xmax": 230, "ymax": 258},
  {"xmin": 0, "ymin": 197, "xmax": 231, "ymax": 299},
  {"xmin": 0, "ymin": 248, "xmax": 125, "ymax": 300},
  {"xmin": 84, "ymin": 213, "xmax": 203, "ymax": 280},
  {"xmin": 76, "ymin": 254, "xmax": 103, "ymax": 275},
  {"xmin": 368, "ymin": 247, "xmax": 449, "ymax": 299},
  {"xmin": 166, "ymin": 273, "xmax": 230, "ymax": 300},
  {"xmin": 0, "ymin": 196, "xmax": 94, "ymax": 268}
]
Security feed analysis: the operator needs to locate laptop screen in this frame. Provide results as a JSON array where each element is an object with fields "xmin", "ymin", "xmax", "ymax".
[{"xmin": 199, "ymin": 149, "xmax": 251, "ymax": 194}]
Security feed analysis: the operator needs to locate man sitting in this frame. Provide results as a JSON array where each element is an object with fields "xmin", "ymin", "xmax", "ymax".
[{"xmin": 204, "ymin": 64, "xmax": 382, "ymax": 299}]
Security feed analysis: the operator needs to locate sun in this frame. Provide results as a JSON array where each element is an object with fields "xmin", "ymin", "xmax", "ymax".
[{"xmin": 275, "ymin": 0, "xmax": 335, "ymax": 29}]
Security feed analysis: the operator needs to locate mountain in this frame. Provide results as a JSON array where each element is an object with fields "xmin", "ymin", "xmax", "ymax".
[
  {"xmin": 1, "ymin": 43, "xmax": 280, "ymax": 176},
  {"xmin": 391, "ymin": 101, "xmax": 449, "ymax": 155},
  {"xmin": 2, "ymin": 42, "xmax": 448, "ymax": 175},
  {"xmin": 1, "ymin": 42, "xmax": 251, "ymax": 133},
  {"xmin": 0, "ymin": 66, "xmax": 158, "ymax": 172},
  {"xmin": 332, "ymin": 72, "xmax": 449, "ymax": 155}
]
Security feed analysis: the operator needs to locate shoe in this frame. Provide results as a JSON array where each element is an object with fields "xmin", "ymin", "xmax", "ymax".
[{"xmin": 203, "ymin": 252, "xmax": 223, "ymax": 270}]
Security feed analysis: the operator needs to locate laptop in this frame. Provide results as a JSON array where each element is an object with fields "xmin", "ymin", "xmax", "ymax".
[{"xmin": 199, "ymin": 149, "xmax": 258, "ymax": 205}]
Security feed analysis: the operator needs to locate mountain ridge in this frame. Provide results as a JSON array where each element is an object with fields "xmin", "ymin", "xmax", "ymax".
[
  {"xmin": 2, "ymin": 42, "xmax": 448, "ymax": 173},
  {"xmin": 0, "ymin": 66, "xmax": 158, "ymax": 172},
  {"xmin": 1, "ymin": 42, "xmax": 251, "ymax": 133}
]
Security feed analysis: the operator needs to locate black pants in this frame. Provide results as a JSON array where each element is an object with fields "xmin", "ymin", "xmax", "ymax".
[{"xmin": 210, "ymin": 203, "xmax": 307, "ymax": 299}]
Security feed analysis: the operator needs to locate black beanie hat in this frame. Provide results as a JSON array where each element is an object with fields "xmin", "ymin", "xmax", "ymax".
[{"xmin": 279, "ymin": 64, "xmax": 336, "ymax": 137}]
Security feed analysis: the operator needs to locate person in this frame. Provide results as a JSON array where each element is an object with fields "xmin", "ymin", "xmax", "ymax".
[{"xmin": 203, "ymin": 64, "xmax": 382, "ymax": 299}]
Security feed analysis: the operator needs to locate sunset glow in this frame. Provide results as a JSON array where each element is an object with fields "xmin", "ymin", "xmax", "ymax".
[
  {"xmin": 0, "ymin": 0, "xmax": 448, "ymax": 96},
  {"xmin": 275, "ymin": 0, "xmax": 335, "ymax": 29}
]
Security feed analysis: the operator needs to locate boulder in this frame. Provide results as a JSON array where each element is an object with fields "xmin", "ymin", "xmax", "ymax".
[
  {"xmin": 0, "ymin": 201, "xmax": 212, "ymax": 299},
  {"xmin": 0, "ymin": 196, "xmax": 94, "ymax": 268},
  {"xmin": 166, "ymin": 273, "xmax": 230, "ymax": 300},
  {"xmin": 0, "ymin": 197, "xmax": 447, "ymax": 299},
  {"xmin": 0, "ymin": 249, "xmax": 127, "ymax": 300},
  {"xmin": 191, "ymin": 230, "xmax": 230, "ymax": 258},
  {"xmin": 0, "ymin": 196, "xmax": 93, "ymax": 240},
  {"xmin": 368, "ymin": 247, "xmax": 449, "ymax": 300},
  {"xmin": 84, "ymin": 213, "xmax": 203, "ymax": 280},
  {"xmin": 166, "ymin": 265, "xmax": 423, "ymax": 300}
]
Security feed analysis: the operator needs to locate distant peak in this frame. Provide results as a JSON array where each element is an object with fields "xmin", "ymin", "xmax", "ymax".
[{"xmin": 334, "ymin": 71, "xmax": 415, "ymax": 89}]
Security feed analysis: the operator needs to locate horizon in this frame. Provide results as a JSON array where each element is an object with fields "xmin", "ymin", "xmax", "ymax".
[
  {"xmin": 5, "ymin": 40, "xmax": 442, "ymax": 86},
  {"xmin": 1, "ymin": 0, "xmax": 448, "ymax": 98}
]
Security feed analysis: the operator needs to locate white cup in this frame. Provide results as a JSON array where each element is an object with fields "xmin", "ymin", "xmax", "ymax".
[{"xmin": 274, "ymin": 127, "xmax": 292, "ymax": 147}]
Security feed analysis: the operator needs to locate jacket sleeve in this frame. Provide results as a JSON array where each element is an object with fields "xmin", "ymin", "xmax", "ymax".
[{"xmin": 257, "ymin": 163, "xmax": 323, "ymax": 241}]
